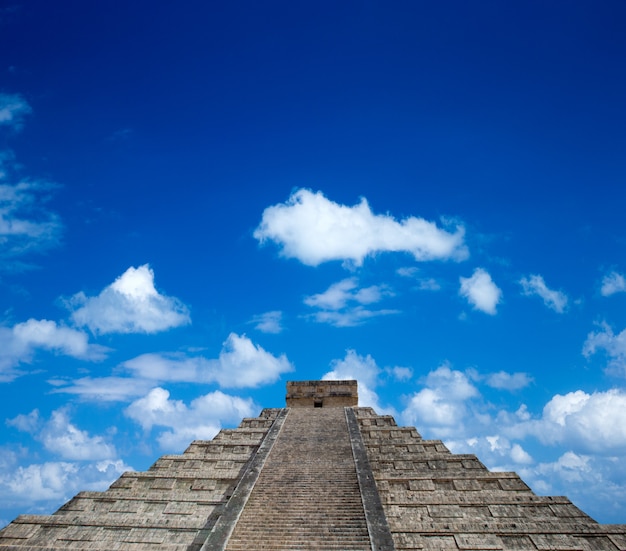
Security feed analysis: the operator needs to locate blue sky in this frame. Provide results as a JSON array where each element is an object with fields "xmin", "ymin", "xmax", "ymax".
[{"xmin": 1, "ymin": 0, "xmax": 626, "ymax": 526}]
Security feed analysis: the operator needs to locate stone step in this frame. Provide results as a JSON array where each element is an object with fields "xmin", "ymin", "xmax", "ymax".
[{"xmin": 224, "ymin": 407, "xmax": 371, "ymax": 550}]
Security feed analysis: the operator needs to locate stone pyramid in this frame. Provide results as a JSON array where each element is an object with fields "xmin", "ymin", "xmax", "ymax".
[{"xmin": 1, "ymin": 380, "xmax": 625, "ymax": 550}]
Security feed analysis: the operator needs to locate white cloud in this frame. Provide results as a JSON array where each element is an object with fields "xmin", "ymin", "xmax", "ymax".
[
  {"xmin": 387, "ymin": 366, "xmax": 413, "ymax": 381},
  {"xmin": 485, "ymin": 371, "xmax": 533, "ymax": 391},
  {"xmin": 254, "ymin": 189, "xmax": 468, "ymax": 267},
  {"xmin": 0, "ymin": 319, "xmax": 107, "ymax": 382},
  {"xmin": 6, "ymin": 409, "xmax": 40, "ymax": 433},
  {"xmin": 402, "ymin": 365, "xmax": 479, "ymax": 433},
  {"xmin": 600, "ymin": 271, "xmax": 626, "ymax": 297},
  {"xmin": 50, "ymin": 376, "xmax": 156, "ymax": 402},
  {"xmin": 38, "ymin": 410, "xmax": 117, "ymax": 461},
  {"xmin": 125, "ymin": 387, "xmax": 257, "ymax": 451},
  {"xmin": 396, "ymin": 267, "xmax": 441, "ymax": 291},
  {"xmin": 0, "ymin": 459, "xmax": 129, "ymax": 509},
  {"xmin": 0, "ymin": 93, "xmax": 31, "ymax": 130},
  {"xmin": 68, "ymin": 264, "xmax": 191, "ymax": 334},
  {"xmin": 207, "ymin": 333, "xmax": 293, "ymax": 387},
  {"xmin": 322, "ymin": 349, "xmax": 393, "ymax": 413},
  {"xmin": 123, "ymin": 333, "xmax": 293, "ymax": 388},
  {"xmin": 304, "ymin": 278, "xmax": 398, "ymax": 327},
  {"xmin": 510, "ymin": 443, "xmax": 533, "ymax": 464},
  {"xmin": 537, "ymin": 390, "xmax": 626, "ymax": 453},
  {"xmin": 7, "ymin": 408, "xmax": 117, "ymax": 461},
  {"xmin": 583, "ymin": 322, "xmax": 626, "ymax": 376},
  {"xmin": 52, "ymin": 334, "xmax": 293, "ymax": 402},
  {"xmin": 459, "ymin": 268, "xmax": 501, "ymax": 315},
  {"xmin": 324, "ymin": 349, "xmax": 379, "ymax": 387},
  {"xmin": 520, "ymin": 274, "xmax": 568, "ymax": 313},
  {"xmin": 251, "ymin": 310, "xmax": 283, "ymax": 334}
]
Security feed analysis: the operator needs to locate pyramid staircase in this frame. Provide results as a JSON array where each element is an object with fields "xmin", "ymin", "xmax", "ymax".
[{"xmin": 1, "ymin": 380, "xmax": 625, "ymax": 550}]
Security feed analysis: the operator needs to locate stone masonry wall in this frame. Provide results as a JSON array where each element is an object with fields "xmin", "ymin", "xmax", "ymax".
[
  {"xmin": 353, "ymin": 407, "xmax": 626, "ymax": 551},
  {"xmin": 0, "ymin": 409, "xmax": 283, "ymax": 550}
]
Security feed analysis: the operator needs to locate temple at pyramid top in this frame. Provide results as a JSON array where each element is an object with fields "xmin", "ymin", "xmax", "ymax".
[
  {"xmin": 1, "ymin": 379, "xmax": 626, "ymax": 551},
  {"xmin": 285, "ymin": 379, "xmax": 358, "ymax": 407}
]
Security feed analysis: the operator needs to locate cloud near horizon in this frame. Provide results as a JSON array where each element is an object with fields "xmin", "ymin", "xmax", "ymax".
[
  {"xmin": 254, "ymin": 189, "xmax": 468, "ymax": 266},
  {"xmin": 68, "ymin": 265, "xmax": 190, "ymax": 334}
]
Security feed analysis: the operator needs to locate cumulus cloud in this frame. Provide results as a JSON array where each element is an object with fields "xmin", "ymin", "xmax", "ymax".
[
  {"xmin": 304, "ymin": 278, "xmax": 398, "ymax": 327},
  {"xmin": 0, "ymin": 93, "xmax": 31, "ymax": 130},
  {"xmin": 123, "ymin": 333, "xmax": 293, "ymax": 388},
  {"xmin": 520, "ymin": 274, "xmax": 568, "ymax": 313},
  {"xmin": 459, "ymin": 268, "xmax": 501, "ymax": 315},
  {"xmin": 39, "ymin": 410, "xmax": 117, "ymax": 461},
  {"xmin": 0, "ymin": 319, "xmax": 107, "ymax": 382},
  {"xmin": 513, "ymin": 390, "xmax": 626, "ymax": 455},
  {"xmin": 600, "ymin": 271, "xmax": 626, "ymax": 297},
  {"xmin": 250, "ymin": 310, "xmax": 283, "ymax": 334},
  {"xmin": 8, "ymin": 408, "xmax": 117, "ymax": 461},
  {"xmin": 254, "ymin": 189, "xmax": 468, "ymax": 267},
  {"xmin": 68, "ymin": 264, "xmax": 190, "ymax": 334},
  {"xmin": 0, "ymin": 459, "xmax": 129, "ymax": 510},
  {"xmin": 322, "ymin": 349, "xmax": 393, "ymax": 413},
  {"xmin": 125, "ymin": 387, "xmax": 257, "ymax": 451},
  {"xmin": 583, "ymin": 322, "xmax": 626, "ymax": 376},
  {"xmin": 402, "ymin": 365, "xmax": 479, "ymax": 434}
]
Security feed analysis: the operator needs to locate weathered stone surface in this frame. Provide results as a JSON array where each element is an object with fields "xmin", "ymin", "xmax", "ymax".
[{"xmin": 1, "ymin": 381, "xmax": 625, "ymax": 551}]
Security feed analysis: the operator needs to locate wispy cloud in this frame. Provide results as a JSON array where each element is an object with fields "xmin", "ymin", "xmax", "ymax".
[
  {"xmin": 49, "ymin": 376, "xmax": 156, "ymax": 402},
  {"xmin": 459, "ymin": 268, "xmax": 501, "ymax": 315},
  {"xmin": 304, "ymin": 277, "xmax": 398, "ymax": 327},
  {"xmin": 600, "ymin": 271, "xmax": 626, "ymax": 297},
  {"xmin": 484, "ymin": 370, "xmax": 533, "ymax": 391},
  {"xmin": 520, "ymin": 274, "xmax": 568, "ymax": 313},
  {"xmin": 0, "ymin": 179, "xmax": 63, "ymax": 264},
  {"xmin": 0, "ymin": 93, "xmax": 31, "ymax": 130},
  {"xmin": 254, "ymin": 189, "xmax": 468, "ymax": 267},
  {"xmin": 583, "ymin": 322, "xmax": 626, "ymax": 376},
  {"xmin": 250, "ymin": 310, "xmax": 283, "ymax": 334},
  {"xmin": 0, "ymin": 96, "xmax": 63, "ymax": 267},
  {"xmin": 396, "ymin": 267, "xmax": 441, "ymax": 290},
  {"xmin": 67, "ymin": 265, "xmax": 190, "ymax": 334}
]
